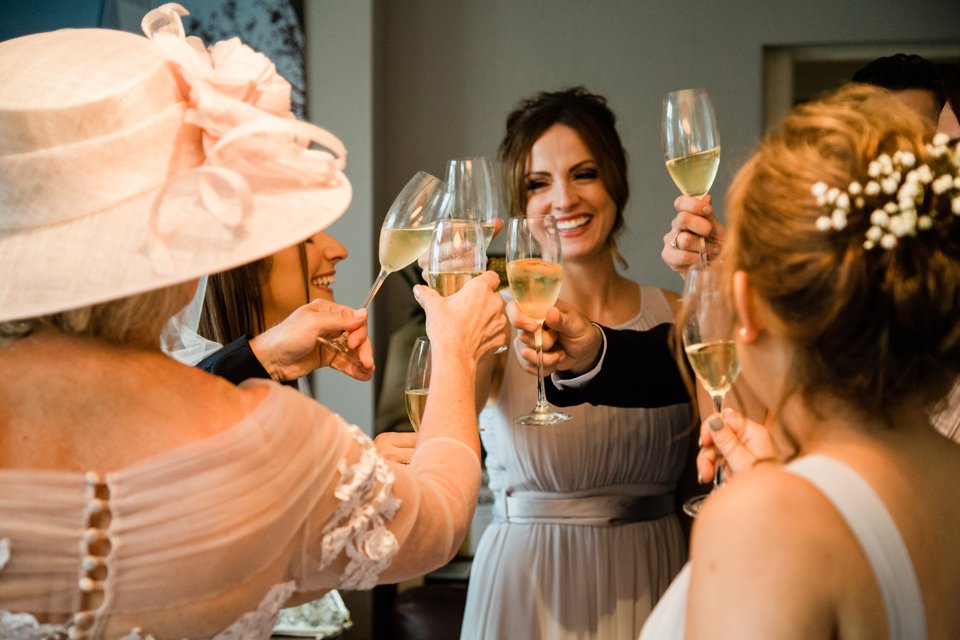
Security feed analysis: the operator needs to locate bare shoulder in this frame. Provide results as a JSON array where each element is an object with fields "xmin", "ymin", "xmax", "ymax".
[
  {"xmin": 685, "ymin": 464, "xmax": 869, "ymax": 638},
  {"xmin": 659, "ymin": 288, "xmax": 683, "ymax": 318}
]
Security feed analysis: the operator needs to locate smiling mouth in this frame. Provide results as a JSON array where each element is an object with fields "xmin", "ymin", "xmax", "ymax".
[
  {"xmin": 555, "ymin": 215, "xmax": 591, "ymax": 232},
  {"xmin": 311, "ymin": 275, "xmax": 336, "ymax": 288}
]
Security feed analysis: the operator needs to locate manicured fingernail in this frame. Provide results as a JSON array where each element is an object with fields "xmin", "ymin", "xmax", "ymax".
[
  {"xmin": 709, "ymin": 416, "xmax": 724, "ymax": 431},
  {"xmin": 353, "ymin": 308, "xmax": 366, "ymax": 318}
]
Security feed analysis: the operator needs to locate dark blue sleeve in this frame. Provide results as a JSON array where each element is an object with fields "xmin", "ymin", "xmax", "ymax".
[
  {"xmin": 545, "ymin": 323, "xmax": 692, "ymax": 408},
  {"xmin": 196, "ymin": 336, "xmax": 271, "ymax": 385}
]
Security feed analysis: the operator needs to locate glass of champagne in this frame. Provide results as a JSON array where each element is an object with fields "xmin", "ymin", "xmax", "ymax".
[
  {"xmin": 318, "ymin": 171, "xmax": 444, "ymax": 363},
  {"xmin": 404, "ymin": 337, "xmax": 431, "ymax": 432},
  {"xmin": 506, "ymin": 214, "xmax": 570, "ymax": 426},
  {"xmin": 425, "ymin": 218, "xmax": 486, "ymax": 296},
  {"xmin": 444, "ymin": 157, "xmax": 502, "ymax": 249},
  {"xmin": 661, "ymin": 88, "xmax": 721, "ymax": 265},
  {"xmin": 680, "ymin": 259, "xmax": 740, "ymax": 516}
]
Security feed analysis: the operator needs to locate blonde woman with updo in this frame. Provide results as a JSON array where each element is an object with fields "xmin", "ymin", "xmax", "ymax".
[{"xmin": 637, "ymin": 84, "xmax": 960, "ymax": 639}]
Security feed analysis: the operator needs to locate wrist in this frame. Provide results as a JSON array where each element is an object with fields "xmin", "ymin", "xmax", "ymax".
[
  {"xmin": 561, "ymin": 322, "xmax": 604, "ymax": 378},
  {"xmin": 248, "ymin": 334, "xmax": 285, "ymax": 382}
]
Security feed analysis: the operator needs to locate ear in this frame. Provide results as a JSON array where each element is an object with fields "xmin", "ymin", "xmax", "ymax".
[{"xmin": 733, "ymin": 270, "xmax": 761, "ymax": 342}]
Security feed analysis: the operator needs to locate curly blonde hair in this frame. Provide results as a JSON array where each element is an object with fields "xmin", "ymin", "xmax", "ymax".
[
  {"xmin": 0, "ymin": 283, "xmax": 194, "ymax": 349},
  {"xmin": 724, "ymin": 83, "xmax": 960, "ymax": 421}
]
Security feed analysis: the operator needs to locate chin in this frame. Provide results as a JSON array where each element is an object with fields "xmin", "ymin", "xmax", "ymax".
[{"xmin": 311, "ymin": 290, "xmax": 336, "ymax": 303}]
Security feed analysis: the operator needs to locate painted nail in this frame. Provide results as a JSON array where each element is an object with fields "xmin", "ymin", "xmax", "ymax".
[{"xmin": 709, "ymin": 416, "xmax": 724, "ymax": 431}]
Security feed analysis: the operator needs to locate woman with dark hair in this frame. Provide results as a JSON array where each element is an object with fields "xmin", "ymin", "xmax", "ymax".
[{"xmin": 460, "ymin": 87, "xmax": 692, "ymax": 640}]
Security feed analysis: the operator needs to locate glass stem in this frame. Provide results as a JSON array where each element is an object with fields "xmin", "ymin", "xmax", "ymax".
[
  {"xmin": 328, "ymin": 267, "xmax": 389, "ymax": 350},
  {"xmin": 712, "ymin": 392, "xmax": 724, "ymax": 487},
  {"xmin": 360, "ymin": 268, "xmax": 390, "ymax": 310},
  {"xmin": 533, "ymin": 321, "xmax": 549, "ymax": 413}
]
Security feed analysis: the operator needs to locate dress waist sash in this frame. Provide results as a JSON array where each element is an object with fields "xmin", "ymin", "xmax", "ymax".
[{"xmin": 494, "ymin": 491, "xmax": 675, "ymax": 526}]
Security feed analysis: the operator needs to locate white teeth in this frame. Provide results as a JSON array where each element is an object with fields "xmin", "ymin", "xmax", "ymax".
[
  {"xmin": 311, "ymin": 275, "xmax": 336, "ymax": 287},
  {"xmin": 556, "ymin": 215, "xmax": 590, "ymax": 231}
]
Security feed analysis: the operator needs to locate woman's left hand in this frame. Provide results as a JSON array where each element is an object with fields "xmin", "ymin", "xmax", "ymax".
[{"xmin": 697, "ymin": 408, "xmax": 779, "ymax": 483}]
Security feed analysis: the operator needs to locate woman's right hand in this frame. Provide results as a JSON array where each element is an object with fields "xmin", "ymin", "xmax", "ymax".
[
  {"xmin": 662, "ymin": 195, "xmax": 725, "ymax": 277},
  {"xmin": 413, "ymin": 270, "xmax": 507, "ymax": 360},
  {"xmin": 507, "ymin": 299, "xmax": 603, "ymax": 377}
]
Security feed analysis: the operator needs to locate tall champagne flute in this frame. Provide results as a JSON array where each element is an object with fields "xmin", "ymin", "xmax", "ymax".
[
  {"xmin": 318, "ymin": 171, "xmax": 444, "ymax": 363},
  {"xmin": 506, "ymin": 215, "xmax": 570, "ymax": 426},
  {"xmin": 404, "ymin": 337, "xmax": 431, "ymax": 432},
  {"xmin": 661, "ymin": 88, "xmax": 721, "ymax": 265},
  {"xmin": 444, "ymin": 157, "xmax": 502, "ymax": 249},
  {"xmin": 680, "ymin": 260, "xmax": 740, "ymax": 516},
  {"xmin": 425, "ymin": 218, "xmax": 485, "ymax": 296}
]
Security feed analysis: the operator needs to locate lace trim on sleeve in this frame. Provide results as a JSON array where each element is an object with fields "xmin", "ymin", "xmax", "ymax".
[
  {"xmin": 0, "ymin": 538, "xmax": 9, "ymax": 572},
  {"xmin": 319, "ymin": 424, "xmax": 402, "ymax": 590}
]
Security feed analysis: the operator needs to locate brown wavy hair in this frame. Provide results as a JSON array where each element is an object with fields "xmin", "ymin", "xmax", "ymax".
[{"xmin": 499, "ymin": 87, "xmax": 630, "ymax": 268}]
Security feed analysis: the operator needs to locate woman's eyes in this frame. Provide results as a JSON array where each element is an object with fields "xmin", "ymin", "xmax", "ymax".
[{"xmin": 525, "ymin": 168, "xmax": 598, "ymax": 192}]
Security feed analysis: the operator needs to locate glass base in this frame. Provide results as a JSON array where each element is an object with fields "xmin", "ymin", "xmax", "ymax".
[
  {"xmin": 317, "ymin": 335, "xmax": 364, "ymax": 367},
  {"xmin": 682, "ymin": 492, "xmax": 711, "ymax": 517},
  {"xmin": 515, "ymin": 408, "xmax": 571, "ymax": 426}
]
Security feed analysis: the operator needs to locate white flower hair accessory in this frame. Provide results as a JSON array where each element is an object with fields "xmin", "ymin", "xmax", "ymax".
[{"xmin": 812, "ymin": 133, "xmax": 960, "ymax": 250}]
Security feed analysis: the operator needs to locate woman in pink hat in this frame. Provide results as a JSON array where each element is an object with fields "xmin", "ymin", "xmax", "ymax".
[{"xmin": 0, "ymin": 4, "xmax": 506, "ymax": 638}]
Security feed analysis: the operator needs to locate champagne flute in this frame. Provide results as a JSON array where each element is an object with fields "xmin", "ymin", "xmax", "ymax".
[
  {"xmin": 661, "ymin": 88, "xmax": 721, "ymax": 265},
  {"xmin": 404, "ymin": 337, "xmax": 431, "ymax": 432},
  {"xmin": 444, "ymin": 157, "xmax": 502, "ymax": 249},
  {"xmin": 680, "ymin": 260, "xmax": 740, "ymax": 516},
  {"xmin": 424, "ymin": 218, "xmax": 486, "ymax": 296},
  {"xmin": 318, "ymin": 171, "xmax": 444, "ymax": 363},
  {"xmin": 506, "ymin": 214, "xmax": 570, "ymax": 426}
]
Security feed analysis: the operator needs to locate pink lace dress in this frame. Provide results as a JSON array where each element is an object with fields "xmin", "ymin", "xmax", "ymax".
[{"xmin": 0, "ymin": 379, "xmax": 480, "ymax": 639}]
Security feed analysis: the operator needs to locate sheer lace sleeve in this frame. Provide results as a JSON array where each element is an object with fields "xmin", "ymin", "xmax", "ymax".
[{"xmin": 294, "ymin": 415, "xmax": 482, "ymax": 592}]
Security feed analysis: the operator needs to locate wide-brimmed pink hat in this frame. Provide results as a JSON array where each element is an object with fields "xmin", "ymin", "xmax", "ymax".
[{"xmin": 0, "ymin": 3, "xmax": 351, "ymax": 322}]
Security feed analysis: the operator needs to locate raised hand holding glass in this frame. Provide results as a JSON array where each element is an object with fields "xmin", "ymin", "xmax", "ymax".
[
  {"xmin": 661, "ymin": 88, "xmax": 721, "ymax": 264},
  {"xmin": 318, "ymin": 171, "xmax": 444, "ymax": 364},
  {"xmin": 680, "ymin": 259, "xmax": 739, "ymax": 516},
  {"xmin": 506, "ymin": 214, "xmax": 570, "ymax": 426}
]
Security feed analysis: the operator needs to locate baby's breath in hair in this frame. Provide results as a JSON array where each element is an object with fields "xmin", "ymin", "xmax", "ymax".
[{"xmin": 813, "ymin": 133, "xmax": 960, "ymax": 250}]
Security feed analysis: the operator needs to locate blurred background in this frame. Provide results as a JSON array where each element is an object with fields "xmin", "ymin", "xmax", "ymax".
[{"xmin": 4, "ymin": 1, "xmax": 959, "ymax": 636}]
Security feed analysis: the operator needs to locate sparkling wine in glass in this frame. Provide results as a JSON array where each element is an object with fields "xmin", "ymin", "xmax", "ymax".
[
  {"xmin": 680, "ymin": 260, "xmax": 739, "ymax": 516},
  {"xmin": 404, "ymin": 336, "xmax": 431, "ymax": 432},
  {"xmin": 444, "ymin": 157, "xmax": 502, "ymax": 249},
  {"xmin": 318, "ymin": 171, "xmax": 444, "ymax": 363},
  {"xmin": 506, "ymin": 214, "xmax": 570, "ymax": 426},
  {"xmin": 661, "ymin": 88, "xmax": 721, "ymax": 264},
  {"xmin": 424, "ymin": 218, "xmax": 485, "ymax": 296}
]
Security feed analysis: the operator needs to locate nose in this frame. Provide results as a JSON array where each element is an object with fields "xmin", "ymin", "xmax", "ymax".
[
  {"xmin": 322, "ymin": 233, "xmax": 348, "ymax": 263},
  {"xmin": 551, "ymin": 179, "xmax": 578, "ymax": 212}
]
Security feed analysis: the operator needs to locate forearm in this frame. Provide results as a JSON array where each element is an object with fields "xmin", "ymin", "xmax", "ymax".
[{"xmin": 418, "ymin": 347, "xmax": 482, "ymax": 458}]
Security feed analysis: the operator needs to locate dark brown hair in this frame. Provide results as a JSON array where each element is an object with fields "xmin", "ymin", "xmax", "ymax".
[
  {"xmin": 499, "ymin": 87, "xmax": 630, "ymax": 268},
  {"xmin": 199, "ymin": 243, "xmax": 311, "ymax": 343}
]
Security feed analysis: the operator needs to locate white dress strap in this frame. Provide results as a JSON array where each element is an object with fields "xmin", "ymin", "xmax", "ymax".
[{"xmin": 786, "ymin": 455, "xmax": 927, "ymax": 640}]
